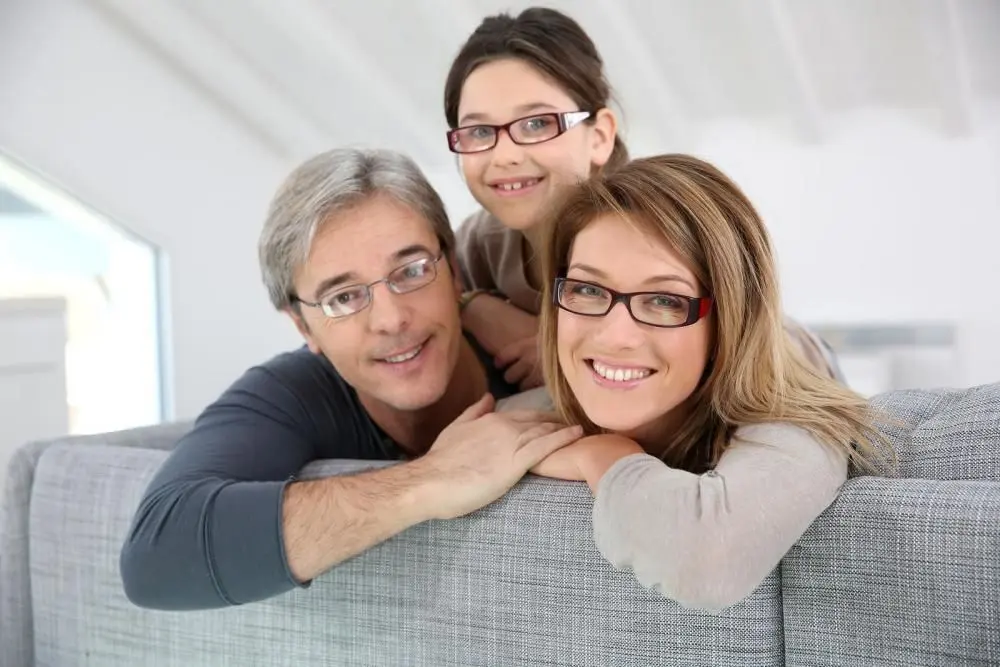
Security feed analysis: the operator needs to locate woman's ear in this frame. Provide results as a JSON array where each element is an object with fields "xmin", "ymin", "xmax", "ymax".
[{"xmin": 590, "ymin": 107, "xmax": 619, "ymax": 168}]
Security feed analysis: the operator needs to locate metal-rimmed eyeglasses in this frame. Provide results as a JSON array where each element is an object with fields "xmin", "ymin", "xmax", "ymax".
[
  {"xmin": 447, "ymin": 111, "xmax": 592, "ymax": 154},
  {"xmin": 296, "ymin": 253, "xmax": 445, "ymax": 319},
  {"xmin": 553, "ymin": 277, "xmax": 713, "ymax": 328}
]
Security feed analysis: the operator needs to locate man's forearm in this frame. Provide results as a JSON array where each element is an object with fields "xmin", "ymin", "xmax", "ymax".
[{"xmin": 282, "ymin": 461, "xmax": 435, "ymax": 583}]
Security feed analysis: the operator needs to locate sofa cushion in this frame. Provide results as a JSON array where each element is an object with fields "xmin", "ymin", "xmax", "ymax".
[
  {"xmin": 866, "ymin": 382, "xmax": 1000, "ymax": 480},
  {"xmin": 781, "ymin": 476, "xmax": 1000, "ymax": 666},
  {"xmin": 26, "ymin": 444, "xmax": 784, "ymax": 666}
]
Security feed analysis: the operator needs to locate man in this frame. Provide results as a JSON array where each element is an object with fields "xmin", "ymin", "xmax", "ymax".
[{"xmin": 119, "ymin": 148, "xmax": 579, "ymax": 610}]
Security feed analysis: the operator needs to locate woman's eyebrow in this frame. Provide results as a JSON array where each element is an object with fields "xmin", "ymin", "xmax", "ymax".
[{"xmin": 568, "ymin": 263, "xmax": 696, "ymax": 291}]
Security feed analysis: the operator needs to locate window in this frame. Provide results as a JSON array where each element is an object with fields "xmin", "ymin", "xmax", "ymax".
[{"xmin": 0, "ymin": 152, "xmax": 165, "ymax": 434}]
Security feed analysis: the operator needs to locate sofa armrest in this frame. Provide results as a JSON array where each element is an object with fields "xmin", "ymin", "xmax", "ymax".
[
  {"xmin": 782, "ymin": 476, "xmax": 1000, "ymax": 666},
  {"xmin": 0, "ymin": 421, "xmax": 191, "ymax": 667}
]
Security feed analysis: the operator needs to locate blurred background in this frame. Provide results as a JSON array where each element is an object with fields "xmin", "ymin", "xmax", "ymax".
[{"xmin": 1, "ymin": 1, "xmax": 998, "ymax": 475}]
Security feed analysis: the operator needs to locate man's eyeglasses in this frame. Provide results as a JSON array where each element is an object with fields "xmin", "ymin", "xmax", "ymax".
[
  {"xmin": 553, "ymin": 277, "xmax": 713, "ymax": 328},
  {"xmin": 296, "ymin": 253, "xmax": 445, "ymax": 319},
  {"xmin": 447, "ymin": 111, "xmax": 591, "ymax": 154}
]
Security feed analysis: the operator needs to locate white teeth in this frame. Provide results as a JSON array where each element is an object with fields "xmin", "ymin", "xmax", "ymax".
[
  {"xmin": 497, "ymin": 179, "xmax": 538, "ymax": 191},
  {"xmin": 384, "ymin": 344, "xmax": 422, "ymax": 364},
  {"xmin": 591, "ymin": 360, "xmax": 652, "ymax": 382}
]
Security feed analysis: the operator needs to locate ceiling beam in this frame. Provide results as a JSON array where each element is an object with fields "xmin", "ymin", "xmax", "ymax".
[
  {"xmin": 245, "ymin": 0, "xmax": 443, "ymax": 162},
  {"xmin": 590, "ymin": 0, "xmax": 689, "ymax": 151},
  {"xmin": 919, "ymin": 0, "xmax": 976, "ymax": 136},
  {"xmin": 86, "ymin": 0, "xmax": 332, "ymax": 161},
  {"xmin": 755, "ymin": 0, "xmax": 826, "ymax": 143}
]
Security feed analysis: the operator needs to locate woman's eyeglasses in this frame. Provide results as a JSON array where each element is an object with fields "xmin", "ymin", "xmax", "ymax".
[{"xmin": 553, "ymin": 277, "xmax": 713, "ymax": 328}]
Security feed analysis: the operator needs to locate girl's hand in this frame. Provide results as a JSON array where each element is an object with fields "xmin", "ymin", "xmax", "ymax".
[
  {"xmin": 461, "ymin": 295, "xmax": 537, "ymax": 357},
  {"xmin": 496, "ymin": 335, "xmax": 544, "ymax": 391}
]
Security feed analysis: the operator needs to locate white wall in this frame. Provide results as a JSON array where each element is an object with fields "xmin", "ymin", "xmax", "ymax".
[
  {"xmin": 1, "ymin": 0, "xmax": 301, "ymax": 421},
  {"xmin": 691, "ymin": 112, "xmax": 1000, "ymax": 325},
  {"xmin": 688, "ymin": 111, "xmax": 1000, "ymax": 388},
  {"xmin": 2, "ymin": 1, "xmax": 997, "ymax": 425},
  {"xmin": 0, "ymin": 0, "xmax": 490, "ymax": 422}
]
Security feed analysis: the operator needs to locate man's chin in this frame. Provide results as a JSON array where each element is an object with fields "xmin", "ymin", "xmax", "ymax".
[{"xmin": 378, "ymin": 380, "xmax": 449, "ymax": 412}]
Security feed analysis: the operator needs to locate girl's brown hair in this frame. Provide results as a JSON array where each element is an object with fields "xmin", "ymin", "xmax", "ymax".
[
  {"xmin": 444, "ymin": 7, "xmax": 628, "ymax": 172},
  {"xmin": 539, "ymin": 153, "xmax": 893, "ymax": 474}
]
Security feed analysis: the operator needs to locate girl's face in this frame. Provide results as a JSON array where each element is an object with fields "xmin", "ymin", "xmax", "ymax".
[
  {"xmin": 455, "ymin": 58, "xmax": 616, "ymax": 231},
  {"xmin": 556, "ymin": 215, "xmax": 713, "ymax": 445}
]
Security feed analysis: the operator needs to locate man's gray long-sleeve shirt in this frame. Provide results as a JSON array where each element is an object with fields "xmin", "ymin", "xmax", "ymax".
[{"xmin": 119, "ymin": 343, "xmax": 515, "ymax": 611}]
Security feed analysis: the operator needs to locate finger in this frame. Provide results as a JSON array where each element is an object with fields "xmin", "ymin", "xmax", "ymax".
[
  {"xmin": 514, "ymin": 421, "xmax": 564, "ymax": 443},
  {"xmin": 453, "ymin": 393, "xmax": 495, "ymax": 423},
  {"xmin": 503, "ymin": 357, "xmax": 532, "ymax": 385},
  {"xmin": 494, "ymin": 340, "xmax": 526, "ymax": 368},
  {"xmin": 517, "ymin": 425, "xmax": 584, "ymax": 467},
  {"xmin": 518, "ymin": 369, "xmax": 545, "ymax": 392},
  {"xmin": 497, "ymin": 409, "xmax": 563, "ymax": 425}
]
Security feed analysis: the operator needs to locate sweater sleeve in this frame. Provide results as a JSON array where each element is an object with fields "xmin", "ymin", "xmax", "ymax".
[
  {"xmin": 591, "ymin": 423, "xmax": 847, "ymax": 612},
  {"xmin": 119, "ymin": 362, "xmax": 321, "ymax": 610}
]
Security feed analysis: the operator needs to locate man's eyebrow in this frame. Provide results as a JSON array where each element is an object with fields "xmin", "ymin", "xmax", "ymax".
[
  {"xmin": 567, "ymin": 263, "xmax": 697, "ymax": 291},
  {"xmin": 458, "ymin": 102, "xmax": 561, "ymax": 126},
  {"xmin": 311, "ymin": 244, "xmax": 438, "ymax": 299}
]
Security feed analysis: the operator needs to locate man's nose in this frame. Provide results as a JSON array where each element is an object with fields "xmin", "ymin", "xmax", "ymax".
[{"xmin": 365, "ymin": 282, "xmax": 409, "ymax": 334}]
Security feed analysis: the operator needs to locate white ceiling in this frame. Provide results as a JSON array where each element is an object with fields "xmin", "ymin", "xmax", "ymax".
[{"xmin": 89, "ymin": 0, "xmax": 1000, "ymax": 169}]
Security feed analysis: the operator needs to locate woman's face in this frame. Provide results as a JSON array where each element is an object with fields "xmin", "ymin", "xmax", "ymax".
[
  {"xmin": 455, "ymin": 58, "xmax": 615, "ymax": 231},
  {"xmin": 556, "ymin": 215, "xmax": 713, "ymax": 445}
]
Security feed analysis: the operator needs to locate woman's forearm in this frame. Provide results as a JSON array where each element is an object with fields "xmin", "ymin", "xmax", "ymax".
[{"xmin": 590, "ymin": 423, "xmax": 847, "ymax": 612}]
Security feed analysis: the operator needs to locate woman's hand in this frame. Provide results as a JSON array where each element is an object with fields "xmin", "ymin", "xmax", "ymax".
[
  {"xmin": 528, "ymin": 442, "xmax": 587, "ymax": 481},
  {"xmin": 574, "ymin": 434, "xmax": 647, "ymax": 491},
  {"xmin": 530, "ymin": 434, "xmax": 646, "ymax": 490}
]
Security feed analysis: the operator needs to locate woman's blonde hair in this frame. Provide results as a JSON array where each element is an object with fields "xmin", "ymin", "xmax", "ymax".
[{"xmin": 539, "ymin": 153, "xmax": 893, "ymax": 474}]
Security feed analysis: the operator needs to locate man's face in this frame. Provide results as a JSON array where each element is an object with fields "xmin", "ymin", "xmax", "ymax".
[{"xmin": 290, "ymin": 196, "xmax": 464, "ymax": 411}]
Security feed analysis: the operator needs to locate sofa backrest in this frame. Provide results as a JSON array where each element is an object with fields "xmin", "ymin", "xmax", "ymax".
[
  {"xmin": 4, "ymin": 383, "xmax": 999, "ymax": 666},
  {"xmin": 14, "ymin": 444, "xmax": 784, "ymax": 667}
]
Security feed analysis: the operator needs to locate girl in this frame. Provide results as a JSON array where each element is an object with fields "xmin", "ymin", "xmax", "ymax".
[
  {"xmin": 443, "ymin": 7, "xmax": 841, "ymax": 390},
  {"xmin": 532, "ymin": 153, "xmax": 892, "ymax": 611}
]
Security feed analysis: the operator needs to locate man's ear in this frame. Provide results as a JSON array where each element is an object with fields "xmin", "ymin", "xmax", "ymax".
[
  {"xmin": 284, "ymin": 306, "xmax": 321, "ymax": 354},
  {"xmin": 589, "ymin": 107, "xmax": 619, "ymax": 168},
  {"xmin": 446, "ymin": 249, "xmax": 465, "ymax": 298}
]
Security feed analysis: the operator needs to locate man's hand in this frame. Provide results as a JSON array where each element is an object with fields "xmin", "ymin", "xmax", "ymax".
[
  {"xmin": 414, "ymin": 393, "xmax": 583, "ymax": 519},
  {"xmin": 531, "ymin": 434, "xmax": 646, "ymax": 491},
  {"xmin": 461, "ymin": 295, "xmax": 537, "ymax": 357},
  {"xmin": 495, "ymin": 335, "xmax": 544, "ymax": 391}
]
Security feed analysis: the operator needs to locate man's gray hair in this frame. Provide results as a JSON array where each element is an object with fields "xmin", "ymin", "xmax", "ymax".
[{"xmin": 259, "ymin": 147, "xmax": 455, "ymax": 310}]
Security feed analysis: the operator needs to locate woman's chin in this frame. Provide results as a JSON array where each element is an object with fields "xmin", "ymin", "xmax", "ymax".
[{"xmin": 585, "ymin": 408, "xmax": 649, "ymax": 437}]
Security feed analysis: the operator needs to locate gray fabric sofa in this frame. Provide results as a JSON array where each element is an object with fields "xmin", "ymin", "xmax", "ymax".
[{"xmin": 2, "ymin": 384, "xmax": 998, "ymax": 666}]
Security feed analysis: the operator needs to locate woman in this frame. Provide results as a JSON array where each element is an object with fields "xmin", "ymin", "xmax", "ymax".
[
  {"xmin": 443, "ymin": 7, "xmax": 841, "ymax": 390},
  {"xmin": 531, "ymin": 153, "xmax": 891, "ymax": 611}
]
